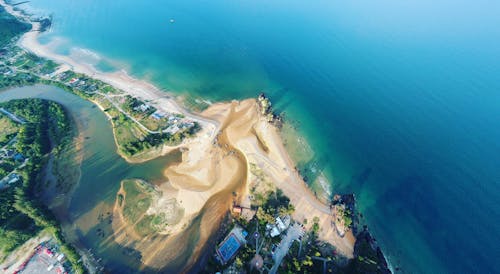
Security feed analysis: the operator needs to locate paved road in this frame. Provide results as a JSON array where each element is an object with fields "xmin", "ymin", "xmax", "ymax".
[
  {"xmin": 270, "ymin": 223, "xmax": 305, "ymax": 274},
  {"xmin": 0, "ymin": 107, "xmax": 26, "ymax": 124}
]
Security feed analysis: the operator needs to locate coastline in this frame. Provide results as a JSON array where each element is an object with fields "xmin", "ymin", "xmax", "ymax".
[
  {"xmin": 1, "ymin": 0, "xmax": 218, "ymax": 164},
  {"xmin": 0, "ymin": 0, "xmax": 377, "ymax": 270}
]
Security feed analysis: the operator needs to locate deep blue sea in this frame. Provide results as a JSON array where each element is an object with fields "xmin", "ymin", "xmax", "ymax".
[{"xmin": 19, "ymin": 0, "xmax": 500, "ymax": 272}]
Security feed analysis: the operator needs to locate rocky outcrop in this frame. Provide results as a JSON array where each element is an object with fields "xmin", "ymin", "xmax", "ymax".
[
  {"xmin": 332, "ymin": 193, "xmax": 391, "ymax": 273},
  {"xmin": 331, "ymin": 194, "xmax": 356, "ymax": 237},
  {"xmin": 257, "ymin": 93, "xmax": 283, "ymax": 128},
  {"xmin": 347, "ymin": 229, "xmax": 391, "ymax": 274}
]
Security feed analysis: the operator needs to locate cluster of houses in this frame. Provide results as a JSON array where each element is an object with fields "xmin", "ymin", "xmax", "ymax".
[
  {"xmin": 0, "ymin": 46, "xmax": 48, "ymax": 76},
  {"xmin": 65, "ymin": 76, "xmax": 98, "ymax": 93},
  {"xmin": 0, "ymin": 65, "xmax": 14, "ymax": 77},
  {"xmin": 0, "ymin": 148, "xmax": 24, "ymax": 189},
  {"xmin": 163, "ymin": 120, "xmax": 195, "ymax": 135},
  {"xmin": 214, "ymin": 209, "xmax": 293, "ymax": 269},
  {"xmin": 0, "ymin": 46, "xmax": 21, "ymax": 64},
  {"xmin": 133, "ymin": 103, "xmax": 151, "ymax": 113},
  {"xmin": 0, "ymin": 148, "xmax": 24, "ymax": 162},
  {"xmin": 150, "ymin": 110, "xmax": 196, "ymax": 135}
]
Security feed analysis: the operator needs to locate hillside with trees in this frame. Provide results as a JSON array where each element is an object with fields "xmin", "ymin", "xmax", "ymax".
[{"xmin": 0, "ymin": 99, "xmax": 84, "ymax": 272}]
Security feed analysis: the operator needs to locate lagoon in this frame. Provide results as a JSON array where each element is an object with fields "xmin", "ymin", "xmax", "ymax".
[{"xmin": 0, "ymin": 85, "xmax": 188, "ymax": 272}]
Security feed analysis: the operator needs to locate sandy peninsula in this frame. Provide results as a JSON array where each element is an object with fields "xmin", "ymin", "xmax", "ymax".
[
  {"xmin": 108, "ymin": 99, "xmax": 354, "ymax": 271},
  {"xmin": 2, "ymin": 0, "xmax": 355, "ymax": 270}
]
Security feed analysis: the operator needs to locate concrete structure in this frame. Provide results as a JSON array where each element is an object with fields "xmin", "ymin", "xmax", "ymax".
[
  {"xmin": 276, "ymin": 215, "xmax": 290, "ymax": 232},
  {"xmin": 267, "ymin": 215, "xmax": 291, "ymax": 237},
  {"xmin": 216, "ymin": 225, "xmax": 248, "ymax": 264}
]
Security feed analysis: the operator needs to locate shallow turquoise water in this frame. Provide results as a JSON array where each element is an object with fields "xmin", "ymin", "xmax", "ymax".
[{"xmin": 18, "ymin": 0, "xmax": 500, "ymax": 272}]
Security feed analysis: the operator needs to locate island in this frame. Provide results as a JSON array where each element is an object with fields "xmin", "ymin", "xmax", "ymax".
[{"xmin": 0, "ymin": 1, "xmax": 391, "ymax": 273}]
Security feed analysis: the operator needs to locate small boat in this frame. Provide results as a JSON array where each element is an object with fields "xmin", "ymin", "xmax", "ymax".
[{"xmin": 169, "ymin": 18, "xmax": 175, "ymax": 23}]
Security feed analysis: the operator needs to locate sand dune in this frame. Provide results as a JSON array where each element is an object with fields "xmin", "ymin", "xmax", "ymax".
[{"xmin": 109, "ymin": 99, "xmax": 354, "ymax": 270}]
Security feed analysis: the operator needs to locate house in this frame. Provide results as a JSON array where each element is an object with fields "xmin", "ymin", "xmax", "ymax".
[
  {"xmin": 5, "ymin": 149, "xmax": 14, "ymax": 158},
  {"xmin": 276, "ymin": 215, "xmax": 291, "ymax": 232},
  {"xmin": 269, "ymin": 225, "xmax": 281, "ymax": 238},
  {"xmin": 232, "ymin": 205, "xmax": 242, "ymax": 214},
  {"xmin": 151, "ymin": 113, "xmax": 162, "ymax": 120},
  {"xmin": 266, "ymin": 215, "xmax": 291, "ymax": 237},
  {"xmin": 179, "ymin": 122, "xmax": 194, "ymax": 130},
  {"xmin": 7, "ymin": 174, "xmax": 20, "ymax": 184},
  {"xmin": 13, "ymin": 153, "xmax": 24, "ymax": 162},
  {"xmin": 68, "ymin": 78, "xmax": 79, "ymax": 86},
  {"xmin": 164, "ymin": 125, "xmax": 180, "ymax": 135},
  {"xmin": 151, "ymin": 111, "xmax": 166, "ymax": 120},
  {"xmin": 134, "ymin": 104, "xmax": 151, "ymax": 113},
  {"xmin": 58, "ymin": 72, "xmax": 69, "ymax": 81},
  {"xmin": 0, "ymin": 173, "xmax": 20, "ymax": 188}
]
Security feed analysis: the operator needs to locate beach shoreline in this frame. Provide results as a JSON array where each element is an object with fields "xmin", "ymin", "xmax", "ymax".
[{"xmin": 1, "ymin": 0, "xmax": 358, "ymax": 270}]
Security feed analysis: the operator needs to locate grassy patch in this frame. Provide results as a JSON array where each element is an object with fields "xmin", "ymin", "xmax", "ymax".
[
  {"xmin": 119, "ymin": 179, "xmax": 174, "ymax": 237},
  {"xmin": 0, "ymin": 116, "xmax": 19, "ymax": 146},
  {"xmin": 121, "ymin": 179, "xmax": 152, "ymax": 224}
]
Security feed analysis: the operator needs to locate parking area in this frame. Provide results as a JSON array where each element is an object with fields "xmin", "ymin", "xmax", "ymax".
[{"xmin": 17, "ymin": 243, "xmax": 68, "ymax": 274}]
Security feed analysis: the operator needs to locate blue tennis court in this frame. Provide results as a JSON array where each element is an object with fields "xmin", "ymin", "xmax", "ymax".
[{"xmin": 217, "ymin": 233, "xmax": 241, "ymax": 263}]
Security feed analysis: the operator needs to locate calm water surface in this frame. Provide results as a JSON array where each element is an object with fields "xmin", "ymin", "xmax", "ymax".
[
  {"xmin": 0, "ymin": 85, "xmax": 181, "ymax": 272},
  {"xmin": 13, "ymin": 0, "xmax": 500, "ymax": 272}
]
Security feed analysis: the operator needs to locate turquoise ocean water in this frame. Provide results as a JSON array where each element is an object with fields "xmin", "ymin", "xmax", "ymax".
[{"xmin": 18, "ymin": 0, "xmax": 500, "ymax": 272}]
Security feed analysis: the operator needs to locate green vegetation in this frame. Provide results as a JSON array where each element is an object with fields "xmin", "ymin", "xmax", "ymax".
[
  {"xmin": 0, "ymin": 99, "xmax": 85, "ymax": 272},
  {"xmin": 0, "ymin": 6, "xmax": 30, "ymax": 47},
  {"xmin": 118, "ymin": 117, "xmax": 200, "ymax": 157},
  {"xmin": 121, "ymin": 95, "xmax": 156, "ymax": 117},
  {"xmin": 255, "ymin": 188, "xmax": 294, "ymax": 226},
  {"xmin": 119, "ymin": 179, "xmax": 171, "ymax": 237},
  {"xmin": 0, "ymin": 40, "xmax": 201, "ymax": 160},
  {"xmin": 0, "ymin": 115, "xmax": 19, "ymax": 145},
  {"xmin": 312, "ymin": 216, "xmax": 320, "ymax": 234},
  {"xmin": 121, "ymin": 179, "xmax": 153, "ymax": 223},
  {"xmin": 0, "ymin": 186, "xmax": 39, "ymax": 259},
  {"xmin": 336, "ymin": 205, "xmax": 353, "ymax": 229},
  {"xmin": 0, "ymin": 69, "xmax": 39, "ymax": 88}
]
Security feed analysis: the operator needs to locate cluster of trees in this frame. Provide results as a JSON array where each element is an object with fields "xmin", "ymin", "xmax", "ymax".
[
  {"xmin": 255, "ymin": 189, "xmax": 295, "ymax": 226},
  {"xmin": 0, "ymin": 71, "xmax": 39, "ymax": 89},
  {"xmin": 3, "ymin": 99, "xmax": 69, "ymax": 158},
  {"xmin": 121, "ymin": 120, "xmax": 201, "ymax": 156},
  {"xmin": 0, "ymin": 6, "xmax": 30, "ymax": 47},
  {"xmin": 0, "ymin": 186, "xmax": 39, "ymax": 256},
  {"xmin": 0, "ymin": 131, "xmax": 16, "ymax": 147},
  {"xmin": 0, "ymin": 99, "xmax": 84, "ymax": 272},
  {"xmin": 122, "ymin": 95, "xmax": 155, "ymax": 116},
  {"xmin": 0, "ymin": 160, "xmax": 15, "ymax": 178}
]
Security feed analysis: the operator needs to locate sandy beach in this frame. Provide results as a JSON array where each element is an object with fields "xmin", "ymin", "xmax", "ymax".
[
  {"xmin": 107, "ymin": 99, "xmax": 353, "ymax": 270},
  {"xmin": 1, "ymin": 0, "xmax": 218, "ymax": 160},
  {"xmin": 1, "ymin": 0, "xmax": 355, "ymax": 270}
]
